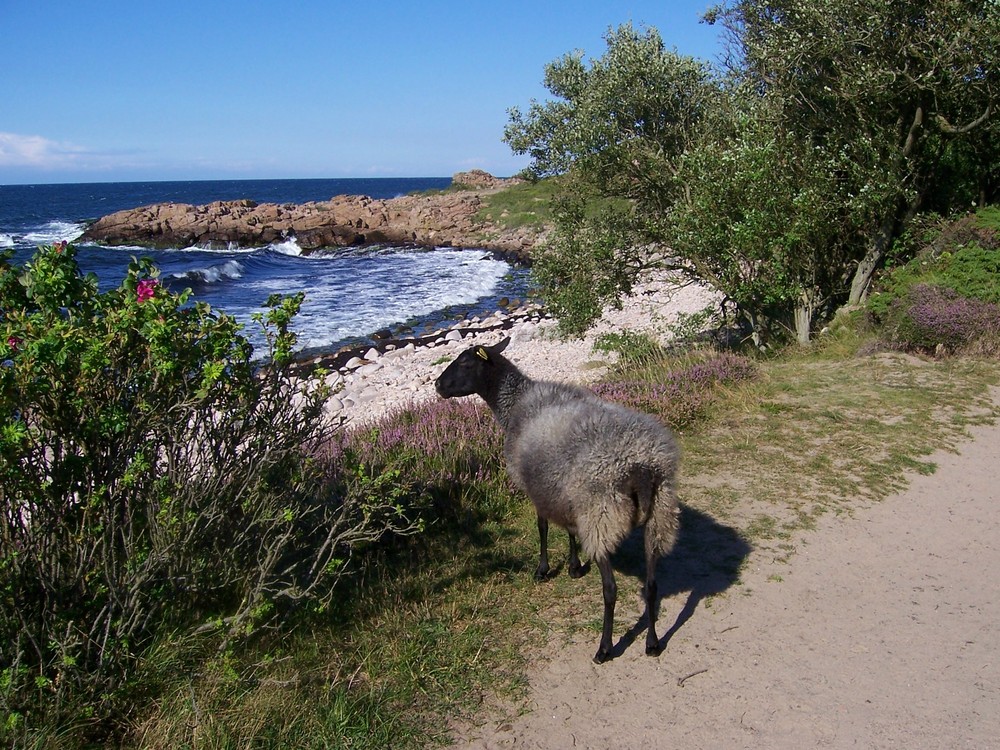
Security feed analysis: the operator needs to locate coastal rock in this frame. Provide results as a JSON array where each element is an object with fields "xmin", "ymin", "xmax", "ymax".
[
  {"xmin": 81, "ymin": 172, "xmax": 542, "ymax": 258},
  {"xmin": 451, "ymin": 169, "xmax": 524, "ymax": 191}
]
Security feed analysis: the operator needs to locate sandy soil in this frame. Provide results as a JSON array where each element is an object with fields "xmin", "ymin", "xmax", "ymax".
[{"xmin": 451, "ymin": 399, "xmax": 1000, "ymax": 749}]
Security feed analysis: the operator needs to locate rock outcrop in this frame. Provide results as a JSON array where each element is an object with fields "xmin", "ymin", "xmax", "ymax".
[
  {"xmin": 81, "ymin": 172, "xmax": 541, "ymax": 259},
  {"xmin": 451, "ymin": 169, "xmax": 524, "ymax": 191}
]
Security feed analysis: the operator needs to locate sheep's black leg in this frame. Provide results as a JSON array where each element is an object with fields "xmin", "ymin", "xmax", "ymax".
[
  {"xmin": 644, "ymin": 574, "xmax": 660, "ymax": 656},
  {"xmin": 534, "ymin": 515, "xmax": 550, "ymax": 581},
  {"xmin": 594, "ymin": 556, "xmax": 617, "ymax": 664},
  {"xmin": 568, "ymin": 534, "xmax": 585, "ymax": 578},
  {"xmin": 644, "ymin": 529, "xmax": 662, "ymax": 656}
]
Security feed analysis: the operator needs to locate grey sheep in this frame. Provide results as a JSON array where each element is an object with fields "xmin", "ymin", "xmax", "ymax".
[{"xmin": 434, "ymin": 337, "xmax": 680, "ymax": 664}]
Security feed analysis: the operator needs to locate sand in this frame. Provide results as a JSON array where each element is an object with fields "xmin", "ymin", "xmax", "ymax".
[
  {"xmin": 451, "ymin": 409, "xmax": 1000, "ymax": 748},
  {"xmin": 324, "ymin": 273, "xmax": 721, "ymax": 430}
]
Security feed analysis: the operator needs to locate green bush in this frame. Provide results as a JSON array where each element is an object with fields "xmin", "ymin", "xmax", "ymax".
[
  {"xmin": 0, "ymin": 244, "xmax": 419, "ymax": 740},
  {"xmin": 866, "ymin": 211, "xmax": 1000, "ymax": 354},
  {"xmin": 870, "ymin": 211, "xmax": 1000, "ymax": 319}
]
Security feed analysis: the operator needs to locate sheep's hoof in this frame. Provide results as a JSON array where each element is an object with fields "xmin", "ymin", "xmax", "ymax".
[
  {"xmin": 568, "ymin": 562, "xmax": 588, "ymax": 579},
  {"xmin": 593, "ymin": 647, "xmax": 612, "ymax": 664},
  {"xmin": 534, "ymin": 566, "xmax": 551, "ymax": 582},
  {"xmin": 646, "ymin": 630, "xmax": 662, "ymax": 656}
]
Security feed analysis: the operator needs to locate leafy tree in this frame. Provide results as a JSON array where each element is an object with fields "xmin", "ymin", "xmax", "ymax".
[
  {"xmin": 508, "ymin": 3, "xmax": 998, "ymax": 344},
  {"xmin": 505, "ymin": 23, "xmax": 715, "ymax": 197},
  {"xmin": 505, "ymin": 24, "xmax": 722, "ymax": 337},
  {"xmin": 707, "ymin": 0, "xmax": 1000, "ymax": 305},
  {"xmin": 663, "ymin": 104, "xmax": 861, "ymax": 343}
]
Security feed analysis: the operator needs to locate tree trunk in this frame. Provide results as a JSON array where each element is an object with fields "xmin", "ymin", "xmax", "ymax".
[
  {"xmin": 848, "ymin": 106, "xmax": 930, "ymax": 307},
  {"xmin": 793, "ymin": 288, "xmax": 819, "ymax": 345},
  {"xmin": 848, "ymin": 228, "xmax": 891, "ymax": 306},
  {"xmin": 849, "ymin": 186, "xmax": 926, "ymax": 306}
]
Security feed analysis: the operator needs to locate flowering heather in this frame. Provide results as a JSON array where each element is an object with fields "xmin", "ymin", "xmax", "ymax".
[
  {"xmin": 591, "ymin": 353, "xmax": 757, "ymax": 428},
  {"xmin": 322, "ymin": 396, "xmax": 507, "ymax": 517},
  {"xmin": 885, "ymin": 283, "xmax": 1000, "ymax": 354}
]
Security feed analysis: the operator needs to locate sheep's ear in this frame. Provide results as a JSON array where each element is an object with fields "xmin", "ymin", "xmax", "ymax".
[{"xmin": 489, "ymin": 337, "xmax": 511, "ymax": 355}]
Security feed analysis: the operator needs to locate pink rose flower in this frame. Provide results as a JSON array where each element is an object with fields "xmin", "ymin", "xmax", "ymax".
[{"xmin": 136, "ymin": 279, "xmax": 159, "ymax": 303}]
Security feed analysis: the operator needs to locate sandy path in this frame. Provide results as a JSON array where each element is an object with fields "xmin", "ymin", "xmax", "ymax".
[{"xmin": 455, "ymin": 405, "xmax": 1000, "ymax": 749}]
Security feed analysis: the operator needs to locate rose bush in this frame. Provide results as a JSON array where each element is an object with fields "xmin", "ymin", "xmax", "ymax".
[{"xmin": 0, "ymin": 244, "xmax": 420, "ymax": 738}]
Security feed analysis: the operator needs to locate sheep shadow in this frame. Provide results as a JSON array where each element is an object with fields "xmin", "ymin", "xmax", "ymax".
[{"xmin": 608, "ymin": 503, "xmax": 751, "ymax": 660}]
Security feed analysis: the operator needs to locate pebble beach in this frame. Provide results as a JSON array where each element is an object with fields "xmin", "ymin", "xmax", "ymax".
[{"xmin": 321, "ymin": 273, "xmax": 722, "ymax": 430}]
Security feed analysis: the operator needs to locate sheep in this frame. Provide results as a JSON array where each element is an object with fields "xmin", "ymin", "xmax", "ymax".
[{"xmin": 434, "ymin": 337, "xmax": 680, "ymax": 664}]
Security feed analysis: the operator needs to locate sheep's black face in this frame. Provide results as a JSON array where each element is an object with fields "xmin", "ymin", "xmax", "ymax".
[{"xmin": 434, "ymin": 347, "xmax": 489, "ymax": 399}]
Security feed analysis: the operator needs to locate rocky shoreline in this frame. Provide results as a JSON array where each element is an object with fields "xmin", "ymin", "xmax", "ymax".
[
  {"xmin": 314, "ymin": 273, "xmax": 722, "ymax": 430},
  {"xmin": 80, "ymin": 170, "xmax": 543, "ymax": 259}
]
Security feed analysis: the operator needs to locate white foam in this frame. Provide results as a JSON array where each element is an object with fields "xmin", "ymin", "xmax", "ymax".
[
  {"xmin": 179, "ymin": 242, "xmax": 255, "ymax": 254},
  {"xmin": 170, "ymin": 259, "xmax": 245, "ymax": 285},
  {"xmin": 273, "ymin": 247, "xmax": 511, "ymax": 350},
  {"xmin": 22, "ymin": 221, "xmax": 85, "ymax": 245},
  {"xmin": 269, "ymin": 237, "xmax": 303, "ymax": 256},
  {"xmin": 0, "ymin": 233, "xmax": 14, "ymax": 248}
]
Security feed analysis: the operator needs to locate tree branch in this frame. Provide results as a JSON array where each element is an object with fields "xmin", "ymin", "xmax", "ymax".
[{"xmin": 935, "ymin": 104, "xmax": 993, "ymax": 135}]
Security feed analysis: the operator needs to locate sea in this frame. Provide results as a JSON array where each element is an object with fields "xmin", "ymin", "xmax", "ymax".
[{"xmin": 0, "ymin": 178, "xmax": 532, "ymax": 356}]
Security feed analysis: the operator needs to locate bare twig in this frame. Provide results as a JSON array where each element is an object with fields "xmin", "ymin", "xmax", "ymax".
[{"xmin": 677, "ymin": 668, "xmax": 709, "ymax": 687}]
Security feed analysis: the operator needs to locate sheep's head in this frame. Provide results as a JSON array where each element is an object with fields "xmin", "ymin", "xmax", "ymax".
[{"xmin": 434, "ymin": 337, "xmax": 510, "ymax": 399}]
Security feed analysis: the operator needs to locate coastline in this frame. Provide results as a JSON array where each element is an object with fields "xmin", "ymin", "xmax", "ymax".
[
  {"xmin": 72, "ymin": 171, "xmax": 721, "ymax": 424},
  {"xmin": 315, "ymin": 272, "xmax": 721, "ymax": 430},
  {"xmin": 79, "ymin": 171, "xmax": 543, "ymax": 261}
]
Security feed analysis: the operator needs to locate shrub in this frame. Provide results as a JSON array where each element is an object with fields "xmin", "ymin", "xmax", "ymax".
[
  {"xmin": 593, "ymin": 330, "xmax": 664, "ymax": 366},
  {"xmin": 866, "ymin": 210, "xmax": 1000, "ymax": 355},
  {"xmin": 881, "ymin": 283, "xmax": 1000, "ymax": 354},
  {"xmin": 590, "ymin": 352, "xmax": 757, "ymax": 428},
  {"xmin": 869, "ymin": 213, "xmax": 1000, "ymax": 324},
  {"xmin": 0, "ymin": 244, "xmax": 419, "ymax": 739}
]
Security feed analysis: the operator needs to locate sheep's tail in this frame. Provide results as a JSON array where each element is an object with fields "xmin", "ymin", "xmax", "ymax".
[
  {"xmin": 646, "ymin": 479, "xmax": 680, "ymax": 560},
  {"xmin": 631, "ymin": 466, "xmax": 680, "ymax": 561}
]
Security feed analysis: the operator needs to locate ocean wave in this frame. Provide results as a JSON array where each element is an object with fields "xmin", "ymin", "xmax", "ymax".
[
  {"xmin": 170, "ymin": 259, "xmax": 246, "ymax": 285},
  {"xmin": 0, "ymin": 233, "xmax": 14, "ymax": 248},
  {"xmin": 261, "ymin": 246, "xmax": 514, "ymax": 350},
  {"xmin": 179, "ymin": 241, "xmax": 255, "ymax": 254},
  {"xmin": 268, "ymin": 237, "xmax": 303, "ymax": 257},
  {"xmin": 22, "ymin": 221, "xmax": 86, "ymax": 245}
]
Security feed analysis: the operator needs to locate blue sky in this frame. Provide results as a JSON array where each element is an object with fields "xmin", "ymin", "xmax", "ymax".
[{"xmin": 1, "ymin": 1, "xmax": 724, "ymax": 184}]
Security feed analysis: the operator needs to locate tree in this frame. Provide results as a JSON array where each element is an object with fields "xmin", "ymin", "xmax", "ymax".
[
  {"xmin": 708, "ymin": 0, "xmax": 1000, "ymax": 305},
  {"xmin": 505, "ymin": 24, "xmax": 726, "ymax": 337},
  {"xmin": 663, "ymin": 103, "xmax": 861, "ymax": 344},
  {"xmin": 505, "ymin": 23, "xmax": 715, "ymax": 199},
  {"xmin": 508, "ymin": 4, "xmax": 998, "ymax": 344}
]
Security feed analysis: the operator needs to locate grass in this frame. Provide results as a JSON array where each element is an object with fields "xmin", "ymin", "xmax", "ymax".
[
  {"xmin": 473, "ymin": 179, "xmax": 561, "ymax": 231},
  {"xmin": 680, "ymin": 346, "xmax": 1000, "ymax": 559},
  {"xmin": 142, "ymin": 344, "xmax": 997, "ymax": 747}
]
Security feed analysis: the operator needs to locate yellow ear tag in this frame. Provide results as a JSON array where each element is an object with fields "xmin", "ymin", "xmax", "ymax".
[{"xmin": 475, "ymin": 347, "xmax": 489, "ymax": 361}]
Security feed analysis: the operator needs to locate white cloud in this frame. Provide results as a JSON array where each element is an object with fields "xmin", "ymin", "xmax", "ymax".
[{"xmin": 0, "ymin": 132, "xmax": 89, "ymax": 168}]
